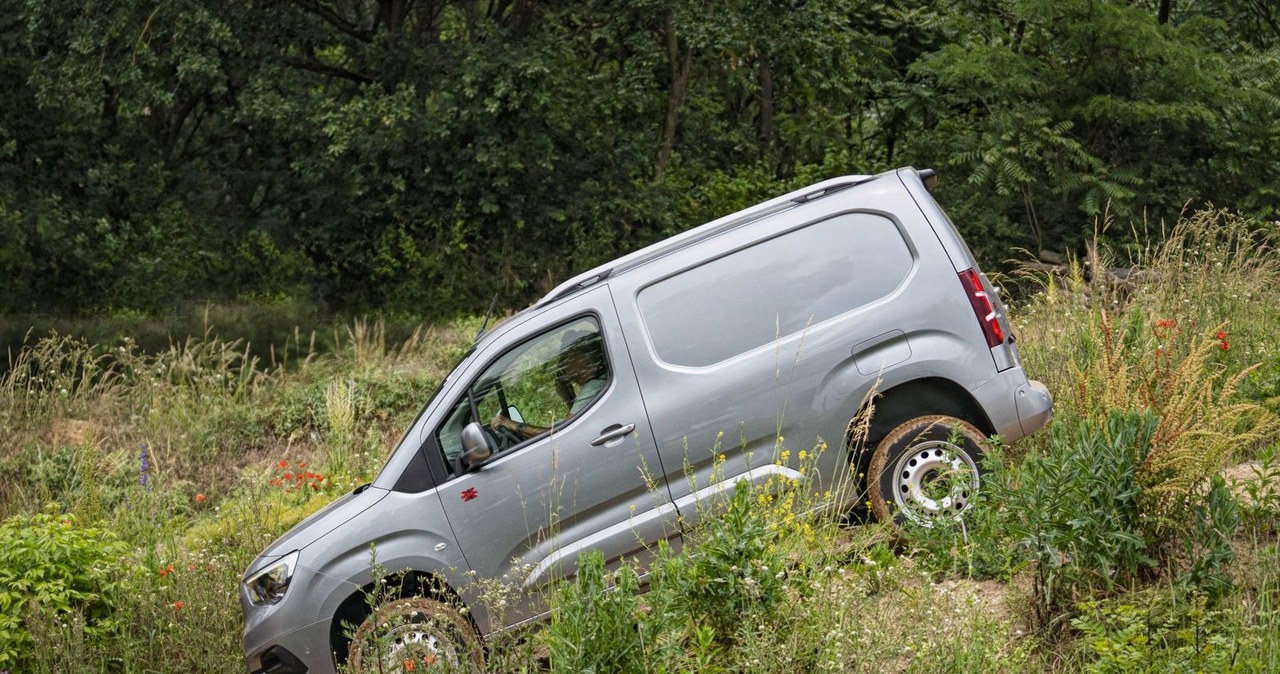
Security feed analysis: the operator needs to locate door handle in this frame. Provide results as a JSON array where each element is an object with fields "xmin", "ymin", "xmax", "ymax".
[{"xmin": 590, "ymin": 423, "xmax": 636, "ymax": 447}]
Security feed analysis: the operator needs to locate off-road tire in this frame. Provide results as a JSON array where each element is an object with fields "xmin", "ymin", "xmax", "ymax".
[
  {"xmin": 348, "ymin": 597, "xmax": 483, "ymax": 673},
  {"xmin": 867, "ymin": 415, "xmax": 986, "ymax": 527}
]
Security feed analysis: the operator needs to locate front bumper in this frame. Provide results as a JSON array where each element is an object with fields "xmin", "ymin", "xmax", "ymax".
[
  {"xmin": 245, "ymin": 615, "xmax": 334, "ymax": 674},
  {"xmin": 248, "ymin": 645, "xmax": 309, "ymax": 674},
  {"xmin": 244, "ymin": 569, "xmax": 337, "ymax": 674}
]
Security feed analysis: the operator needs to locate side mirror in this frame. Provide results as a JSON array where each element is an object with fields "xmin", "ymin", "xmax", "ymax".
[{"xmin": 459, "ymin": 421, "xmax": 494, "ymax": 469}]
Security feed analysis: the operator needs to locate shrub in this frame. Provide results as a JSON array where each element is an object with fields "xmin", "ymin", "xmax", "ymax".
[
  {"xmin": 990, "ymin": 411, "xmax": 1158, "ymax": 625},
  {"xmin": 545, "ymin": 551, "xmax": 646, "ymax": 674},
  {"xmin": 0, "ymin": 512, "xmax": 128, "ymax": 667},
  {"xmin": 1071, "ymin": 591, "xmax": 1262, "ymax": 674},
  {"xmin": 673, "ymin": 480, "xmax": 786, "ymax": 642}
]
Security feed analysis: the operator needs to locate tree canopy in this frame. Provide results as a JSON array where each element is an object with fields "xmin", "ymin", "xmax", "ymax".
[{"xmin": 2, "ymin": 0, "xmax": 1277, "ymax": 316}]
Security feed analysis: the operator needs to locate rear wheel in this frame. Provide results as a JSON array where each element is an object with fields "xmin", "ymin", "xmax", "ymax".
[
  {"xmin": 866, "ymin": 415, "xmax": 985, "ymax": 527},
  {"xmin": 348, "ymin": 597, "xmax": 483, "ymax": 673}
]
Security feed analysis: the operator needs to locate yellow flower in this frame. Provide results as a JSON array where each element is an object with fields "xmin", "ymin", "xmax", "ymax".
[{"xmin": 798, "ymin": 450, "xmax": 807, "ymax": 460}]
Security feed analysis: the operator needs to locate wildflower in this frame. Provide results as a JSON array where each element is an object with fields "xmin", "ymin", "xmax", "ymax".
[
  {"xmin": 284, "ymin": 473, "xmax": 294, "ymax": 480},
  {"xmin": 1221, "ymin": 341, "xmax": 1230, "ymax": 351},
  {"xmin": 195, "ymin": 493, "xmax": 206, "ymax": 503},
  {"xmin": 278, "ymin": 460, "xmax": 288, "ymax": 469},
  {"xmin": 798, "ymin": 450, "xmax": 807, "ymax": 460},
  {"xmin": 1216, "ymin": 330, "xmax": 1228, "ymax": 340},
  {"xmin": 403, "ymin": 659, "xmax": 416, "ymax": 671},
  {"xmin": 139, "ymin": 444, "xmax": 150, "ymax": 488},
  {"xmin": 173, "ymin": 601, "xmax": 184, "ymax": 609}
]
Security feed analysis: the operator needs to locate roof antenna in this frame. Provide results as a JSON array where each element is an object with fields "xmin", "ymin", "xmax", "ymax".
[{"xmin": 474, "ymin": 294, "xmax": 499, "ymax": 342}]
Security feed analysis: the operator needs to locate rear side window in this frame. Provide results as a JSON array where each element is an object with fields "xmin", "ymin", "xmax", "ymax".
[{"xmin": 637, "ymin": 213, "xmax": 912, "ymax": 367}]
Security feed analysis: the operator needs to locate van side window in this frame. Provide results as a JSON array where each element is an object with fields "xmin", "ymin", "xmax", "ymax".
[
  {"xmin": 637, "ymin": 213, "xmax": 912, "ymax": 367},
  {"xmin": 436, "ymin": 317, "xmax": 610, "ymax": 474}
]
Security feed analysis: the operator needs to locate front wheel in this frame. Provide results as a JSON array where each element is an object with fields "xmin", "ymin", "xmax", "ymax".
[
  {"xmin": 866, "ymin": 415, "xmax": 986, "ymax": 527},
  {"xmin": 348, "ymin": 597, "xmax": 483, "ymax": 673}
]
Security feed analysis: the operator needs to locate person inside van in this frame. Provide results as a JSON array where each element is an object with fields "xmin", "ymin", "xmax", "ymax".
[{"xmin": 490, "ymin": 329, "xmax": 607, "ymax": 440}]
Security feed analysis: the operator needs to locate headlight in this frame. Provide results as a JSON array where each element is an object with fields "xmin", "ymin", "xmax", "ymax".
[{"xmin": 244, "ymin": 551, "xmax": 299, "ymax": 606}]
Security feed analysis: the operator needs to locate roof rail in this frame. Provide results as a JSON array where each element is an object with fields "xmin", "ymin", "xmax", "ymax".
[{"xmin": 541, "ymin": 269, "xmax": 613, "ymax": 305}]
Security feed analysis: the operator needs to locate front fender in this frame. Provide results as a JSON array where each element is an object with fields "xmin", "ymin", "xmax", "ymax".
[{"xmin": 303, "ymin": 489, "xmax": 471, "ymax": 626}]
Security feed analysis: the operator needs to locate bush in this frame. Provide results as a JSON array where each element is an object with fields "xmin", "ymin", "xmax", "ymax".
[
  {"xmin": 1071, "ymin": 592, "xmax": 1261, "ymax": 674},
  {"xmin": 545, "ymin": 551, "xmax": 646, "ymax": 674},
  {"xmin": 674, "ymin": 481, "xmax": 786, "ymax": 642},
  {"xmin": 990, "ymin": 411, "xmax": 1158, "ymax": 625},
  {"xmin": 0, "ymin": 512, "xmax": 128, "ymax": 667}
]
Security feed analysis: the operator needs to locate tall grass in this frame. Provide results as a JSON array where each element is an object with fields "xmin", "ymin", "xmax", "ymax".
[{"xmin": 0, "ymin": 207, "xmax": 1277, "ymax": 672}]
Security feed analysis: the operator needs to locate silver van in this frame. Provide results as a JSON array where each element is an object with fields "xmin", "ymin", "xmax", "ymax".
[{"xmin": 241, "ymin": 167, "xmax": 1053, "ymax": 674}]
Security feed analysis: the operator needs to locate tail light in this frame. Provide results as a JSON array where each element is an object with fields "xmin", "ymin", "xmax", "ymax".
[{"xmin": 958, "ymin": 268, "xmax": 1005, "ymax": 348}]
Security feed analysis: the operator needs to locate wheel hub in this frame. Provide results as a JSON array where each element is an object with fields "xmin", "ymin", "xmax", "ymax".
[
  {"xmin": 373, "ymin": 613, "xmax": 456, "ymax": 671},
  {"xmin": 890, "ymin": 440, "xmax": 979, "ymax": 526}
]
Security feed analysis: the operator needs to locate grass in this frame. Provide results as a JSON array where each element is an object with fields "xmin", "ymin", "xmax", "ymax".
[{"xmin": 1, "ymin": 207, "xmax": 1279, "ymax": 672}]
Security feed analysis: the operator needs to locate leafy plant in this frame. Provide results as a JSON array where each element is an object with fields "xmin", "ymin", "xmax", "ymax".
[
  {"xmin": 675, "ymin": 480, "xmax": 787, "ymax": 643},
  {"xmin": 1181, "ymin": 474, "xmax": 1240, "ymax": 597},
  {"xmin": 0, "ymin": 513, "xmax": 128, "ymax": 667},
  {"xmin": 545, "ymin": 551, "xmax": 646, "ymax": 674},
  {"xmin": 990, "ymin": 411, "xmax": 1158, "ymax": 625},
  {"xmin": 1072, "ymin": 593, "xmax": 1260, "ymax": 674}
]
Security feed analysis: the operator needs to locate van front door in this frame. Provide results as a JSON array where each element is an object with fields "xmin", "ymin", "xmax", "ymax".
[{"xmin": 433, "ymin": 286, "xmax": 678, "ymax": 626}]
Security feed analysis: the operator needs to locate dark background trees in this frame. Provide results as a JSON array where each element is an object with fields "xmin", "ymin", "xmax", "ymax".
[{"xmin": 2, "ymin": 0, "xmax": 1277, "ymax": 317}]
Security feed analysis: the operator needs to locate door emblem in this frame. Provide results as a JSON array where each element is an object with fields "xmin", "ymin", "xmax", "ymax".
[{"xmin": 461, "ymin": 487, "xmax": 478, "ymax": 502}]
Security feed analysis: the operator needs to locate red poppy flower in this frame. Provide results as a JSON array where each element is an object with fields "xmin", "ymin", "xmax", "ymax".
[
  {"xmin": 173, "ymin": 601, "xmax": 184, "ymax": 609},
  {"xmin": 278, "ymin": 460, "xmax": 288, "ymax": 468},
  {"xmin": 195, "ymin": 493, "xmax": 206, "ymax": 503},
  {"xmin": 1216, "ymin": 330, "xmax": 1228, "ymax": 339}
]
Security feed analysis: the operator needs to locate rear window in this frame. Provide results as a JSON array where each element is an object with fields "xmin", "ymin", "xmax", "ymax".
[{"xmin": 637, "ymin": 212, "xmax": 912, "ymax": 367}]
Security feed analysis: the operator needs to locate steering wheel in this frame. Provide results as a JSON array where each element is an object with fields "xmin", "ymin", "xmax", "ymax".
[{"xmin": 487, "ymin": 422, "xmax": 523, "ymax": 452}]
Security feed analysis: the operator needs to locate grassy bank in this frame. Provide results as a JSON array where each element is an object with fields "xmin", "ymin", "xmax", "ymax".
[{"xmin": 1, "ymin": 208, "xmax": 1279, "ymax": 673}]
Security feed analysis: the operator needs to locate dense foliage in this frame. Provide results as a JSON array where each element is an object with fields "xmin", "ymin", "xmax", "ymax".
[{"xmin": 2, "ymin": 0, "xmax": 1278, "ymax": 316}]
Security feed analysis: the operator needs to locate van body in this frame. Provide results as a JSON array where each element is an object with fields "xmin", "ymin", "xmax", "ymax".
[{"xmin": 241, "ymin": 167, "xmax": 1053, "ymax": 674}]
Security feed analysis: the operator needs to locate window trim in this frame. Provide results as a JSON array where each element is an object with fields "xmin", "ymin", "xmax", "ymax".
[{"xmin": 432, "ymin": 311, "xmax": 614, "ymax": 479}]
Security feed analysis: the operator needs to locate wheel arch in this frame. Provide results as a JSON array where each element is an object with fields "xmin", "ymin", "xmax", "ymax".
[
  {"xmin": 853, "ymin": 377, "xmax": 994, "ymax": 462},
  {"xmin": 328, "ymin": 569, "xmax": 467, "ymax": 666}
]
